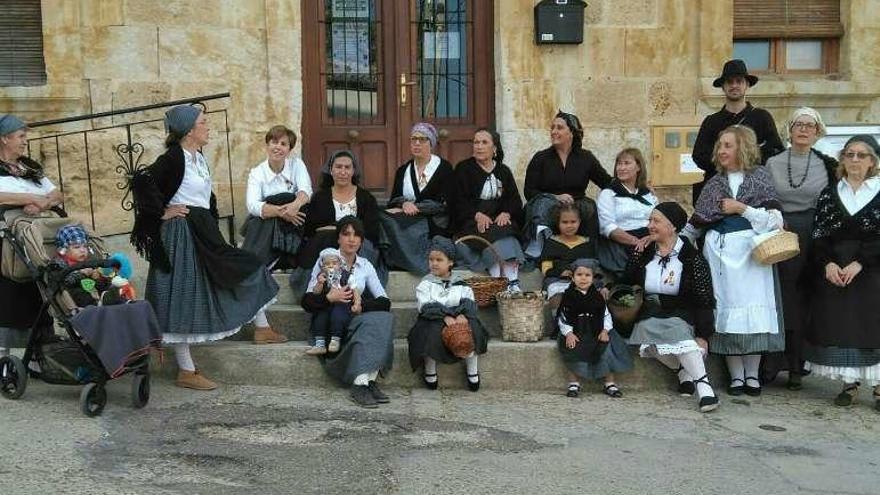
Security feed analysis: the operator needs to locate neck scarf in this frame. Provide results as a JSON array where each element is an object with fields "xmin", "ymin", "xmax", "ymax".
[
  {"xmin": 692, "ymin": 166, "xmax": 777, "ymax": 225},
  {"xmin": 609, "ymin": 178, "xmax": 652, "ymax": 206}
]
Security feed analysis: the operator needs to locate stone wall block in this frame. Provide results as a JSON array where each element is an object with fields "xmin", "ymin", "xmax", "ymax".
[
  {"xmin": 647, "ymin": 78, "xmax": 699, "ymax": 120},
  {"xmin": 604, "ymin": 0, "xmax": 658, "ymax": 26},
  {"xmin": 80, "ymin": 0, "xmax": 125, "ymax": 27},
  {"xmin": 124, "ymin": 0, "xmax": 223, "ymax": 27},
  {"xmin": 583, "ymin": 127, "xmax": 650, "ymax": 173},
  {"xmin": 158, "ymin": 27, "xmax": 267, "ymax": 82},
  {"xmin": 624, "ymin": 26, "xmax": 697, "ymax": 77},
  {"xmin": 42, "ymin": 32, "xmax": 84, "ymax": 82},
  {"xmin": 497, "ymin": 27, "xmax": 546, "ymax": 80},
  {"xmin": 577, "ymin": 78, "xmax": 647, "ymax": 126},
  {"xmin": 583, "ymin": 28, "xmax": 626, "ymax": 76},
  {"xmin": 82, "ymin": 26, "xmax": 159, "ymax": 81},
  {"xmin": 41, "ymin": 0, "xmax": 81, "ymax": 34}
]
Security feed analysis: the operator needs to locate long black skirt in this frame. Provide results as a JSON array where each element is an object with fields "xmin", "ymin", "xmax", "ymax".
[{"xmin": 407, "ymin": 315, "xmax": 489, "ymax": 370}]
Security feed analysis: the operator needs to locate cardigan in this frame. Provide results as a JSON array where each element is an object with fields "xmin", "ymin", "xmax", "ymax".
[
  {"xmin": 303, "ymin": 186, "xmax": 380, "ymax": 243},
  {"xmin": 451, "ymin": 157, "xmax": 524, "ymax": 233},
  {"xmin": 620, "ymin": 237, "xmax": 716, "ymax": 339},
  {"xmin": 523, "ymin": 147, "xmax": 613, "ymax": 201},
  {"xmin": 130, "ymin": 144, "xmax": 218, "ymax": 270}
]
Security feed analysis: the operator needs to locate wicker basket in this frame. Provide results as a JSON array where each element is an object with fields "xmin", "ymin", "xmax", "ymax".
[
  {"xmin": 752, "ymin": 230, "xmax": 800, "ymax": 265},
  {"xmin": 498, "ymin": 291, "xmax": 546, "ymax": 342},
  {"xmin": 607, "ymin": 285, "xmax": 644, "ymax": 337},
  {"xmin": 455, "ymin": 235, "xmax": 508, "ymax": 308}
]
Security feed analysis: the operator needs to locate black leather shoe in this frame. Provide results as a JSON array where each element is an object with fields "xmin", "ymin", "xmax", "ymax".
[
  {"xmin": 423, "ymin": 373, "xmax": 438, "ymax": 390},
  {"xmin": 350, "ymin": 385, "xmax": 378, "ymax": 408},
  {"xmin": 727, "ymin": 378, "xmax": 744, "ymax": 396},
  {"xmin": 678, "ymin": 381, "xmax": 695, "ymax": 396},
  {"xmin": 786, "ymin": 373, "xmax": 803, "ymax": 391},
  {"xmin": 699, "ymin": 395, "xmax": 720, "ymax": 413},
  {"xmin": 368, "ymin": 380, "xmax": 390, "ymax": 403},
  {"xmin": 744, "ymin": 376, "xmax": 762, "ymax": 397},
  {"xmin": 467, "ymin": 373, "xmax": 480, "ymax": 392}
]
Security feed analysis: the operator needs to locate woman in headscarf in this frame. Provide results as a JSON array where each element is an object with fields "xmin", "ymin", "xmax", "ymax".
[
  {"xmin": 522, "ymin": 111, "xmax": 613, "ymax": 260},
  {"xmin": 762, "ymin": 107, "xmax": 837, "ymax": 390},
  {"xmin": 130, "ymin": 105, "xmax": 281, "ymax": 390},
  {"xmin": 0, "ymin": 115, "xmax": 62, "ymax": 360},
  {"xmin": 451, "ymin": 128, "xmax": 525, "ymax": 291},
  {"xmin": 380, "ymin": 122, "xmax": 455, "ymax": 274},
  {"xmin": 240, "ymin": 125, "xmax": 312, "ymax": 269},
  {"xmin": 805, "ymin": 135, "xmax": 880, "ymax": 411},
  {"xmin": 296, "ymin": 150, "xmax": 381, "ymax": 272},
  {"xmin": 684, "ymin": 125, "xmax": 784, "ymax": 398},
  {"xmin": 408, "ymin": 236, "xmax": 489, "ymax": 391},
  {"xmin": 622, "ymin": 202, "xmax": 720, "ymax": 413}
]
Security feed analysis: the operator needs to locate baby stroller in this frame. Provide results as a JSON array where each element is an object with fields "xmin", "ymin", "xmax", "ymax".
[{"xmin": 0, "ymin": 210, "xmax": 162, "ymax": 417}]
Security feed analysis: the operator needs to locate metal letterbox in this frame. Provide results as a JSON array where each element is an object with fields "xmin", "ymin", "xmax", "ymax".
[{"xmin": 534, "ymin": 0, "xmax": 586, "ymax": 44}]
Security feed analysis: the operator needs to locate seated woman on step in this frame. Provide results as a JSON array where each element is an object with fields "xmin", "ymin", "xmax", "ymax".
[
  {"xmin": 408, "ymin": 236, "xmax": 489, "ymax": 391},
  {"xmin": 301, "ymin": 216, "xmax": 394, "ymax": 409},
  {"xmin": 621, "ymin": 202, "xmax": 719, "ymax": 413}
]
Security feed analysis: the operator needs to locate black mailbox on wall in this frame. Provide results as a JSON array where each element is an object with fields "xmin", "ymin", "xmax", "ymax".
[{"xmin": 534, "ymin": 0, "xmax": 586, "ymax": 44}]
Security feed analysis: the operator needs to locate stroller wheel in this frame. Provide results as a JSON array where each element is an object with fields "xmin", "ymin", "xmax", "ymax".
[
  {"xmin": 0, "ymin": 356, "xmax": 28, "ymax": 400},
  {"xmin": 80, "ymin": 383, "xmax": 107, "ymax": 417},
  {"xmin": 131, "ymin": 373, "xmax": 150, "ymax": 409}
]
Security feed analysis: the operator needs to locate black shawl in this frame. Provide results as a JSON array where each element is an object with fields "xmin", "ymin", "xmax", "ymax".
[
  {"xmin": 129, "ymin": 145, "xmax": 218, "ymax": 271},
  {"xmin": 451, "ymin": 157, "xmax": 524, "ymax": 234},
  {"xmin": 812, "ymin": 182, "xmax": 880, "ymax": 269},
  {"xmin": 302, "ymin": 186, "xmax": 380, "ymax": 243}
]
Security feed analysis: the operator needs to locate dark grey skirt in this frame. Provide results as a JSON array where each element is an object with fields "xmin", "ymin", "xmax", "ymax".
[
  {"xmin": 145, "ymin": 217, "xmax": 278, "ymax": 344},
  {"xmin": 323, "ymin": 311, "xmax": 395, "ymax": 385},
  {"xmin": 558, "ymin": 328, "xmax": 633, "ymax": 381},
  {"xmin": 240, "ymin": 215, "xmax": 303, "ymax": 267},
  {"xmin": 379, "ymin": 211, "xmax": 431, "ymax": 275}
]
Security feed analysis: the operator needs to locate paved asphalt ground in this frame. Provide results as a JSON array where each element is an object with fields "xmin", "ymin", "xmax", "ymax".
[{"xmin": 1, "ymin": 376, "xmax": 878, "ymax": 495}]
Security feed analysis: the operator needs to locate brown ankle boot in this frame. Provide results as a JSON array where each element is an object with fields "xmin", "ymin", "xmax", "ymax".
[
  {"xmin": 253, "ymin": 326, "xmax": 288, "ymax": 344},
  {"xmin": 176, "ymin": 369, "xmax": 217, "ymax": 390}
]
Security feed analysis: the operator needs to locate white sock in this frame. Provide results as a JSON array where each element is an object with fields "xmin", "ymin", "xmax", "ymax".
[
  {"xmin": 353, "ymin": 373, "xmax": 370, "ymax": 386},
  {"xmin": 174, "ymin": 344, "xmax": 196, "ymax": 372},
  {"xmin": 743, "ymin": 354, "xmax": 762, "ymax": 385},
  {"xmin": 368, "ymin": 370, "xmax": 379, "ymax": 382},
  {"xmin": 488, "ymin": 263, "xmax": 501, "ymax": 277},
  {"xmin": 0, "ymin": 347, "xmax": 8, "ymax": 358},
  {"xmin": 424, "ymin": 357, "xmax": 438, "ymax": 383},
  {"xmin": 252, "ymin": 310, "xmax": 269, "ymax": 328},
  {"xmin": 653, "ymin": 353, "xmax": 689, "ymax": 381},
  {"xmin": 503, "ymin": 262, "xmax": 519, "ymax": 283},
  {"xmin": 725, "ymin": 355, "xmax": 745, "ymax": 385},
  {"xmin": 465, "ymin": 353, "xmax": 479, "ymax": 382},
  {"xmin": 680, "ymin": 350, "xmax": 714, "ymax": 398}
]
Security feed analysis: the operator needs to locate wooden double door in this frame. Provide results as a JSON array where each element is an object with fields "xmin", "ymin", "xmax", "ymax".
[{"xmin": 301, "ymin": 0, "xmax": 495, "ymax": 195}]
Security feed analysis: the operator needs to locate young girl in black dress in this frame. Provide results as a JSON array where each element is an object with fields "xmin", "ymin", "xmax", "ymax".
[{"xmin": 540, "ymin": 203, "xmax": 599, "ymax": 304}]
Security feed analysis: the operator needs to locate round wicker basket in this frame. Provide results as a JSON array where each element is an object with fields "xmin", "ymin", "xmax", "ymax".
[
  {"xmin": 455, "ymin": 235, "xmax": 508, "ymax": 307},
  {"xmin": 752, "ymin": 230, "xmax": 800, "ymax": 265},
  {"xmin": 498, "ymin": 291, "xmax": 546, "ymax": 342}
]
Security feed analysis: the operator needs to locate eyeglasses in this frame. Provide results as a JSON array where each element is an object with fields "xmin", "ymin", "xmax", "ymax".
[
  {"xmin": 410, "ymin": 136, "xmax": 430, "ymax": 144},
  {"xmin": 791, "ymin": 122, "xmax": 818, "ymax": 131},
  {"xmin": 843, "ymin": 151, "xmax": 875, "ymax": 161}
]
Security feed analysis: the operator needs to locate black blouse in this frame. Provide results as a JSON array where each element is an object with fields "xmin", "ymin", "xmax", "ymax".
[
  {"xmin": 523, "ymin": 147, "xmax": 612, "ymax": 201},
  {"xmin": 302, "ymin": 187, "xmax": 380, "ymax": 243},
  {"xmin": 451, "ymin": 157, "xmax": 524, "ymax": 233}
]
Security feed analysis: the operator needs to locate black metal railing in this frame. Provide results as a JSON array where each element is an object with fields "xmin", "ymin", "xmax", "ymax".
[{"xmin": 26, "ymin": 93, "xmax": 236, "ymax": 238}]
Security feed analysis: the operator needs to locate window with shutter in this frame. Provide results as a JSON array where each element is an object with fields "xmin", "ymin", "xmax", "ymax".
[
  {"xmin": 733, "ymin": 0, "xmax": 841, "ymax": 75},
  {"xmin": 0, "ymin": 0, "xmax": 47, "ymax": 87}
]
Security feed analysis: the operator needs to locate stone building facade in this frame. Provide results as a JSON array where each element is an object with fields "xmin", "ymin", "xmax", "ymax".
[{"xmin": 1, "ymin": 0, "xmax": 878, "ymax": 232}]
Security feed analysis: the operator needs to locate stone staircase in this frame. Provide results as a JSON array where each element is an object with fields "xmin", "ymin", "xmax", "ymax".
[{"xmin": 154, "ymin": 269, "xmax": 728, "ymax": 392}]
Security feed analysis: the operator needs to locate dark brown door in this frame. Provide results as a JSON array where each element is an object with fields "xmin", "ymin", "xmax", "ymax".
[{"xmin": 302, "ymin": 0, "xmax": 494, "ymax": 196}]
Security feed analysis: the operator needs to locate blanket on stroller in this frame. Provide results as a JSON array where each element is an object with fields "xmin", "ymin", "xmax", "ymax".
[{"xmin": 70, "ymin": 301, "xmax": 162, "ymax": 378}]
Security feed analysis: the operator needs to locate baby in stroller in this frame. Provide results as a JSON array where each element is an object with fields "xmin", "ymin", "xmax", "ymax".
[{"xmin": 0, "ymin": 214, "xmax": 161, "ymax": 416}]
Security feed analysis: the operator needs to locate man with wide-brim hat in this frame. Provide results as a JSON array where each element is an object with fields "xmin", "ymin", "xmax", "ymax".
[{"xmin": 690, "ymin": 59, "xmax": 783, "ymax": 203}]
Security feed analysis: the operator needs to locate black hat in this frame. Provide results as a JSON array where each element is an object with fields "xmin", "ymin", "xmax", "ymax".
[
  {"xmin": 654, "ymin": 202, "xmax": 688, "ymax": 232},
  {"xmin": 713, "ymin": 59, "xmax": 759, "ymax": 88},
  {"xmin": 844, "ymin": 134, "xmax": 880, "ymax": 158}
]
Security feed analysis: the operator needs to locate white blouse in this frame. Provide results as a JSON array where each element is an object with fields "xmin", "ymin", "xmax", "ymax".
[
  {"xmin": 307, "ymin": 247, "xmax": 387, "ymax": 298},
  {"xmin": 168, "ymin": 149, "xmax": 212, "ymax": 209},
  {"xmin": 644, "ymin": 238, "xmax": 685, "ymax": 296},
  {"xmin": 402, "ymin": 154, "xmax": 441, "ymax": 201},
  {"xmin": 838, "ymin": 177, "xmax": 880, "ymax": 215},
  {"xmin": 597, "ymin": 186, "xmax": 657, "ymax": 237},
  {"xmin": 479, "ymin": 164, "xmax": 503, "ymax": 200},
  {"xmin": 333, "ymin": 196, "xmax": 358, "ymax": 220},
  {"xmin": 246, "ymin": 156, "xmax": 313, "ymax": 218},
  {"xmin": 415, "ymin": 277, "xmax": 475, "ymax": 311},
  {"xmin": 0, "ymin": 175, "xmax": 56, "ymax": 195}
]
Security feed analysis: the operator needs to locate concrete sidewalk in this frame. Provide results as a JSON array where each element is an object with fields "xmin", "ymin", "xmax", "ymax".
[{"xmin": 1, "ymin": 378, "xmax": 877, "ymax": 495}]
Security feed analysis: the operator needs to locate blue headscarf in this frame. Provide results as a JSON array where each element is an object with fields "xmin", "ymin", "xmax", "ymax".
[
  {"xmin": 0, "ymin": 115, "xmax": 26, "ymax": 136},
  {"xmin": 164, "ymin": 105, "xmax": 201, "ymax": 136}
]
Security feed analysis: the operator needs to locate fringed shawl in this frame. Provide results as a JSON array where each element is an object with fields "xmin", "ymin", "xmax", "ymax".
[{"xmin": 691, "ymin": 166, "xmax": 780, "ymax": 226}]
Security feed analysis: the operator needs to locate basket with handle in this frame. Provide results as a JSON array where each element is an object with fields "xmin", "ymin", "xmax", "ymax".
[
  {"xmin": 455, "ymin": 235, "xmax": 509, "ymax": 308},
  {"xmin": 497, "ymin": 290, "xmax": 546, "ymax": 342},
  {"xmin": 752, "ymin": 230, "xmax": 800, "ymax": 265}
]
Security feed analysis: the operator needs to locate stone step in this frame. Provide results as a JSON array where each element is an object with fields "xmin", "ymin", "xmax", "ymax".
[
  {"xmin": 153, "ymin": 340, "xmax": 729, "ymax": 392},
  {"xmin": 274, "ymin": 268, "xmax": 545, "ymax": 304},
  {"xmin": 236, "ymin": 303, "xmax": 557, "ymax": 341}
]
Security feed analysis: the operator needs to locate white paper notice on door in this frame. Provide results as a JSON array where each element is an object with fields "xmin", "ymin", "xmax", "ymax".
[
  {"xmin": 423, "ymin": 32, "xmax": 460, "ymax": 59},
  {"xmin": 679, "ymin": 153, "xmax": 701, "ymax": 173}
]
